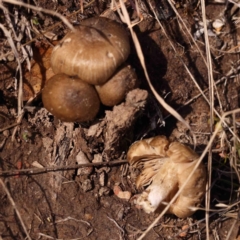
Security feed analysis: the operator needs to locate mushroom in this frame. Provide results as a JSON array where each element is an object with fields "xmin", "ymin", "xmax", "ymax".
[
  {"xmin": 127, "ymin": 136, "xmax": 207, "ymax": 218},
  {"xmin": 127, "ymin": 135, "xmax": 170, "ymax": 165},
  {"xmin": 42, "ymin": 73, "xmax": 100, "ymax": 122},
  {"xmin": 51, "ymin": 17, "xmax": 130, "ymax": 85},
  {"xmin": 95, "ymin": 65, "xmax": 138, "ymax": 106},
  {"xmin": 127, "ymin": 136, "xmax": 170, "ymax": 188}
]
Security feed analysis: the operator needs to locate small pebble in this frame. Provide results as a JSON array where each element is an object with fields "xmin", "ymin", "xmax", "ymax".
[
  {"xmin": 3, "ymin": 130, "xmax": 9, "ymax": 137},
  {"xmin": 84, "ymin": 213, "xmax": 93, "ymax": 221},
  {"xmin": 179, "ymin": 224, "xmax": 189, "ymax": 238},
  {"xmin": 113, "ymin": 185, "xmax": 132, "ymax": 201},
  {"xmin": 81, "ymin": 179, "xmax": 93, "ymax": 192},
  {"xmin": 76, "ymin": 151, "xmax": 93, "ymax": 176},
  {"xmin": 99, "ymin": 171, "xmax": 106, "ymax": 186}
]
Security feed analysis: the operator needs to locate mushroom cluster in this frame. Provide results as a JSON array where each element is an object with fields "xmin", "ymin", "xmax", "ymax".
[
  {"xmin": 42, "ymin": 17, "xmax": 138, "ymax": 122},
  {"xmin": 127, "ymin": 136, "xmax": 207, "ymax": 218}
]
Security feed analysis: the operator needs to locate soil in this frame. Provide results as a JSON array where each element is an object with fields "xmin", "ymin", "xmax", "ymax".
[{"xmin": 0, "ymin": 0, "xmax": 240, "ymax": 239}]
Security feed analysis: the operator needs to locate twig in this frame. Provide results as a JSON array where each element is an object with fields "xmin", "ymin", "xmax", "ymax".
[
  {"xmin": 116, "ymin": 0, "xmax": 195, "ymax": 145},
  {"xmin": 166, "ymin": 0, "xmax": 208, "ymax": 67},
  {"xmin": 37, "ymin": 233, "xmax": 57, "ymax": 239},
  {"xmin": 0, "ymin": 123, "xmax": 20, "ymax": 132},
  {"xmin": 107, "ymin": 216, "xmax": 125, "ymax": 236},
  {"xmin": 0, "ymin": 159, "xmax": 128, "ymax": 176},
  {"xmin": 0, "ymin": 0, "xmax": 95, "ymax": 61},
  {"xmin": 0, "ymin": 23, "xmax": 23, "ymax": 116},
  {"xmin": 163, "ymin": 72, "xmax": 238, "ymax": 120},
  {"xmin": 0, "ymin": 179, "xmax": 32, "ymax": 240},
  {"xmin": 149, "ymin": 3, "xmax": 240, "ymax": 143},
  {"xmin": 54, "ymin": 216, "xmax": 91, "ymax": 226},
  {"xmin": 200, "ymin": 0, "xmax": 215, "ymax": 238}
]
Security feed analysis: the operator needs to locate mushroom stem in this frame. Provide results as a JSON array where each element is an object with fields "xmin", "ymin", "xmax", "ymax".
[{"xmin": 136, "ymin": 159, "xmax": 178, "ymax": 213}]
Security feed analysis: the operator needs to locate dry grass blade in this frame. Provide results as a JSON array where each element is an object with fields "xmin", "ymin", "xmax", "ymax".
[
  {"xmin": 115, "ymin": 0, "xmax": 195, "ymax": 144},
  {"xmin": 148, "ymin": 3, "xmax": 240, "ymax": 237},
  {"xmin": 149, "ymin": 2, "xmax": 240, "ymax": 143},
  {"xmin": 0, "ymin": 1, "xmax": 239, "ymax": 238},
  {"xmin": 0, "ymin": 159, "xmax": 128, "ymax": 176},
  {"xmin": 0, "ymin": 0, "xmax": 75, "ymax": 141},
  {"xmin": 0, "ymin": 23, "xmax": 23, "ymax": 116},
  {"xmin": 1, "ymin": 0, "xmax": 74, "ymax": 31},
  {"xmin": 225, "ymin": 219, "xmax": 238, "ymax": 240},
  {"xmin": 166, "ymin": 0, "xmax": 208, "ymax": 67},
  {"xmin": 228, "ymin": 0, "xmax": 240, "ymax": 7},
  {"xmin": 200, "ymin": 0, "xmax": 214, "ymax": 238},
  {"xmin": 0, "ymin": 179, "xmax": 32, "ymax": 240},
  {"xmin": 0, "ymin": 0, "xmax": 95, "ymax": 61},
  {"xmin": 0, "ymin": 123, "xmax": 20, "ymax": 132},
  {"xmin": 232, "ymin": 113, "xmax": 240, "ymax": 182},
  {"xmin": 163, "ymin": 74, "xmax": 232, "ymax": 120},
  {"xmin": 114, "ymin": 1, "xmax": 210, "ymax": 239}
]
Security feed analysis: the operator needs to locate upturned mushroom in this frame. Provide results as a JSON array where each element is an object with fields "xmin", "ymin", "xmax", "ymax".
[
  {"xmin": 51, "ymin": 17, "xmax": 130, "ymax": 85},
  {"xmin": 127, "ymin": 136, "xmax": 207, "ymax": 218},
  {"xmin": 42, "ymin": 73, "xmax": 100, "ymax": 122},
  {"xmin": 127, "ymin": 136, "xmax": 170, "ymax": 188},
  {"xmin": 95, "ymin": 65, "xmax": 138, "ymax": 106}
]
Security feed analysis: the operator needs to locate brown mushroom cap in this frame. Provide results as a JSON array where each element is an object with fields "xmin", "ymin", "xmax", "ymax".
[
  {"xmin": 51, "ymin": 17, "xmax": 130, "ymax": 85},
  {"xmin": 42, "ymin": 73, "xmax": 100, "ymax": 122},
  {"xmin": 95, "ymin": 65, "xmax": 138, "ymax": 106}
]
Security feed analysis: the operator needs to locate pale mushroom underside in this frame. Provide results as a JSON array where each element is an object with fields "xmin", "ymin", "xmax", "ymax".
[{"xmin": 127, "ymin": 136, "xmax": 207, "ymax": 218}]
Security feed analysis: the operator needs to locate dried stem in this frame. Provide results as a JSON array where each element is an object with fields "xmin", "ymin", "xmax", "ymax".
[
  {"xmin": 1, "ymin": 0, "xmax": 74, "ymax": 31},
  {"xmin": 0, "ymin": 179, "xmax": 32, "ymax": 239},
  {"xmin": 0, "ymin": 23, "xmax": 23, "ymax": 116},
  {"xmin": 0, "ymin": 159, "xmax": 128, "ymax": 177}
]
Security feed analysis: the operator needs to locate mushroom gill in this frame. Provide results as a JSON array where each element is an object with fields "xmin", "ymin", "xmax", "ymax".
[
  {"xmin": 127, "ymin": 136, "xmax": 170, "ymax": 188},
  {"xmin": 127, "ymin": 136, "xmax": 207, "ymax": 218}
]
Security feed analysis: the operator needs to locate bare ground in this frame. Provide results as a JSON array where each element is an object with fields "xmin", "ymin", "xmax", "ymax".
[{"xmin": 0, "ymin": 0, "xmax": 240, "ymax": 239}]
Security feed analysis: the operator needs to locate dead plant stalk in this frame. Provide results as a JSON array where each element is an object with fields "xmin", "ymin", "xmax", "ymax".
[
  {"xmin": 115, "ymin": 0, "xmax": 196, "ymax": 145},
  {"xmin": 0, "ymin": 160, "xmax": 128, "ymax": 176},
  {"xmin": 1, "ymin": 0, "xmax": 75, "ymax": 31},
  {"xmin": 200, "ymin": 0, "xmax": 215, "ymax": 238},
  {"xmin": 0, "ymin": 23, "xmax": 23, "ymax": 115},
  {"xmin": 0, "ymin": 179, "xmax": 32, "ymax": 240}
]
